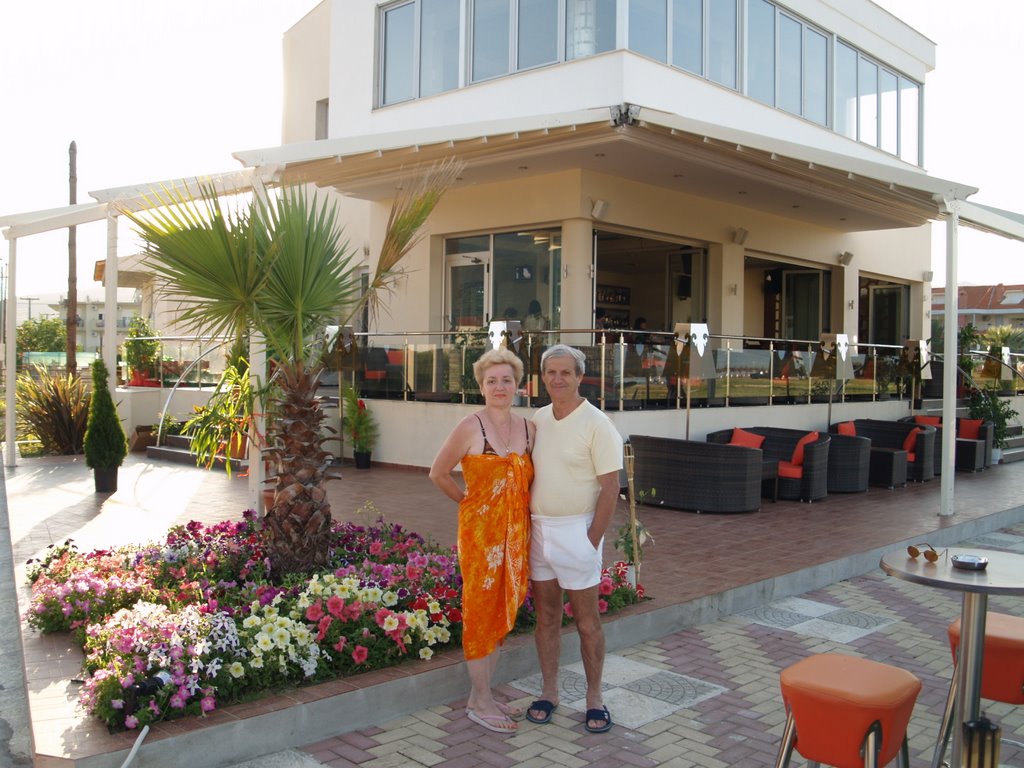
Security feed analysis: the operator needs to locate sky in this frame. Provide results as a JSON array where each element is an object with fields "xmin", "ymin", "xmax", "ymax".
[{"xmin": 0, "ymin": 0, "xmax": 1022, "ymax": 306}]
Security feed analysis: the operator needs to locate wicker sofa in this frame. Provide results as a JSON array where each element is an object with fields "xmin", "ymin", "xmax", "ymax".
[
  {"xmin": 897, "ymin": 415, "xmax": 992, "ymax": 473},
  {"xmin": 706, "ymin": 426, "xmax": 831, "ymax": 502},
  {"xmin": 830, "ymin": 419, "xmax": 936, "ymax": 485},
  {"xmin": 825, "ymin": 433, "xmax": 871, "ymax": 493},
  {"xmin": 628, "ymin": 435, "xmax": 762, "ymax": 513}
]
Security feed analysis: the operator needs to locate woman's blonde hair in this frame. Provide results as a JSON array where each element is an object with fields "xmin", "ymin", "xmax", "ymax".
[{"xmin": 473, "ymin": 348, "xmax": 524, "ymax": 388}]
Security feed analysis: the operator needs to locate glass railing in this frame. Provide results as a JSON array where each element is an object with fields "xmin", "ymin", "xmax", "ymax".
[{"xmin": 319, "ymin": 329, "xmax": 912, "ymax": 411}]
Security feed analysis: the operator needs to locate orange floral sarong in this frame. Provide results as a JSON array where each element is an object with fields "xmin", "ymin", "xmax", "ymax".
[{"xmin": 457, "ymin": 451, "xmax": 533, "ymax": 660}]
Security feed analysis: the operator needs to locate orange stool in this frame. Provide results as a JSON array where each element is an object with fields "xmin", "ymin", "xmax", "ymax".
[
  {"xmin": 931, "ymin": 612, "xmax": 1024, "ymax": 768},
  {"xmin": 775, "ymin": 653, "xmax": 921, "ymax": 768}
]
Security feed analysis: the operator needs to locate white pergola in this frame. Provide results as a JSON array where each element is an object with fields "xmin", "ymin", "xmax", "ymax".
[{"xmin": 4, "ymin": 108, "xmax": 1024, "ymax": 516}]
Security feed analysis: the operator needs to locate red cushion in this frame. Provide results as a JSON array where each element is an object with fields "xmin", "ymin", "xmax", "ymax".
[
  {"xmin": 730, "ymin": 428, "xmax": 765, "ymax": 449},
  {"xmin": 902, "ymin": 427, "xmax": 921, "ymax": 454},
  {"xmin": 791, "ymin": 431, "xmax": 820, "ymax": 466},
  {"xmin": 837, "ymin": 421, "xmax": 857, "ymax": 436},
  {"xmin": 959, "ymin": 419, "xmax": 983, "ymax": 440},
  {"xmin": 914, "ymin": 415, "xmax": 941, "ymax": 427},
  {"xmin": 778, "ymin": 460, "xmax": 803, "ymax": 479},
  {"xmin": 386, "ymin": 350, "xmax": 405, "ymax": 365}
]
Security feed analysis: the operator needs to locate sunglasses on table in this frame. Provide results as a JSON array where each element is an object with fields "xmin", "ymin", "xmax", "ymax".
[{"xmin": 907, "ymin": 543, "xmax": 947, "ymax": 562}]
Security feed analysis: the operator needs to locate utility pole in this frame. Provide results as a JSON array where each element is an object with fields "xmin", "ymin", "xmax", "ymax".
[
  {"xmin": 67, "ymin": 141, "xmax": 78, "ymax": 374},
  {"xmin": 20, "ymin": 297, "xmax": 39, "ymax": 320}
]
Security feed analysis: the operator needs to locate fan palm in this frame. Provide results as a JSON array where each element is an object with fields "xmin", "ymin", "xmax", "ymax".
[{"xmin": 122, "ymin": 160, "xmax": 461, "ymax": 576}]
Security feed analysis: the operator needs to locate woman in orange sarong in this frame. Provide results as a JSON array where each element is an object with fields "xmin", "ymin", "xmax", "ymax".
[{"xmin": 429, "ymin": 347, "xmax": 534, "ymax": 734}]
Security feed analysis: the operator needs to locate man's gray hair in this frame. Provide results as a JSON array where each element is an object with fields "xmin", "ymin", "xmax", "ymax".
[{"xmin": 541, "ymin": 344, "xmax": 586, "ymax": 376}]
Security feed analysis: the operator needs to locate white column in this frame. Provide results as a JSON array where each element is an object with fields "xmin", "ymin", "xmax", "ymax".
[
  {"xmin": 939, "ymin": 200, "xmax": 960, "ymax": 516},
  {"xmin": 5, "ymin": 238, "xmax": 17, "ymax": 466},
  {"xmin": 105, "ymin": 212, "xmax": 119, "ymax": 392}
]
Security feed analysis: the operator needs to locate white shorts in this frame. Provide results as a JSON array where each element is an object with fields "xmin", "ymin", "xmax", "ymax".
[{"xmin": 529, "ymin": 513, "xmax": 603, "ymax": 591}]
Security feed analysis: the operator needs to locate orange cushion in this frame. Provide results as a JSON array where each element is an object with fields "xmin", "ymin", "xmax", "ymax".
[
  {"xmin": 778, "ymin": 461, "xmax": 803, "ymax": 479},
  {"xmin": 836, "ymin": 421, "xmax": 857, "ymax": 436},
  {"xmin": 914, "ymin": 415, "xmax": 941, "ymax": 427},
  {"xmin": 902, "ymin": 427, "xmax": 921, "ymax": 454},
  {"xmin": 791, "ymin": 431, "xmax": 819, "ymax": 466},
  {"xmin": 386, "ymin": 350, "xmax": 405, "ymax": 365},
  {"xmin": 781, "ymin": 654, "xmax": 921, "ymax": 768},
  {"xmin": 958, "ymin": 418, "xmax": 983, "ymax": 440},
  {"xmin": 730, "ymin": 428, "xmax": 765, "ymax": 449},
  {"xmin": 948, "ymin": 613, "xmax": 1024, "ymax": 705}
]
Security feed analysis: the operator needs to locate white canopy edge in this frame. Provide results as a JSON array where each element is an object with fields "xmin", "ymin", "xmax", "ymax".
[
  {"xmin": 958, "ymin": 201, "xmax": 1024, "ymax": 243},
  {"xmin": 231, "ymin": 107, "xmax": 614, "ymax": 168}
]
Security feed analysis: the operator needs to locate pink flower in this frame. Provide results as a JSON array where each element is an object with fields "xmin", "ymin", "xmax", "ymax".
[
  {"xmin": 597, "ymin": 599, "xmax": 609, "ymax": 614},
  {"xmin": 333, "ymin": 636, "xmax": 348, "ymax": 653},
  {"xmin": 316, "ymin": 616, "xmax": 333, "ymax": 642},
  {"xmin": 352, "ymin": 645, "xmax": 369, "ymax": 665},
  {"xmin": 124, "ymin": 714, "xmax": 139, "ymax": 729},
  {"xmin": 598, "ymin": 577, "xmax": 614, "ymax": 596},
  {"xmin": 305, "ymin": 601, "xmax": 325, "ymax": 622},
  {"xmin": 563, "ymin": 602, "xmax": 573, "ymax": 618},
  {"xmin": 200, "ymin": 696, "xmax": 216, "ymax": 713},
  {"xmin": 326, "ymin": 595, "xmax": 344, "ymax": 618}
]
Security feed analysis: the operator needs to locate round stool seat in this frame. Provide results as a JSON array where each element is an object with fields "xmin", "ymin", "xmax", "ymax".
[
  {"xmin": 780, "ymin": 653, "xmax": 921, "ymax": 768},
  {"xmin": 949, "ymin": 612, "xmax": 1024, "ymax": 704}
]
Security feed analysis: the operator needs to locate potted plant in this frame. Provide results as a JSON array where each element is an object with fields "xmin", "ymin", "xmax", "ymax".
[
  {"xmin": 182, "ymin": 360, "xmax": 256, "ymax": 475},
  {"xmin": 614, "ymin": 487, "xmax": 655, "ymax": 586},
  {"xmin": 83, "ymin": 358, "xmax": 128, "ymax": 493},
  {"xmin": 968, "ymin": 386, "xmax": 1019, "ymax": 462},
  {"xmin": 957, "ymin": 323, "xmax": 983, "ymax": 397},
  {"xmin": 123, "ymin": 317, "xmax": 161, "ymax": 386},
  {"xmin": 342, "ymin": 384, "xmax": 378, "ymax": 469}
]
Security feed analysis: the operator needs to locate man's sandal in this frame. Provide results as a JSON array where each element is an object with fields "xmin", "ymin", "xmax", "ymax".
[
  {"xmin": 525, "ymin": 699, "xmax": 558, "ymax": 724},
  {"xmin": 584, "ymin": 705, "xmax": 613, "ymax": 733}
]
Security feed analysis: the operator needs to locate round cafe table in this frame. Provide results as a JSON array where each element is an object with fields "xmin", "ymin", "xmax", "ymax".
[{"xmin": 880, "ymin": 547, "xmax": 1024, "ymax": 768}]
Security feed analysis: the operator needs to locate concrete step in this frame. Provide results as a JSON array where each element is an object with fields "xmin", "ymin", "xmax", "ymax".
[{"xmin": 146, "ymin": 434, "xmax": 246, "ymax": 472}]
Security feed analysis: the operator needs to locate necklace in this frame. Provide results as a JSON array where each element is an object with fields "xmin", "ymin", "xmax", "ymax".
[{"xmin": 488, "ymin": 413, "xmax": 514, "ymax": 454}]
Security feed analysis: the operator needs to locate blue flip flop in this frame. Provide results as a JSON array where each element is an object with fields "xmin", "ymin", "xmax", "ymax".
[
  {"xmin": 584, "ymin": 705, "xmax": 613, "ymax": 733},
  {"xmin": 526, "ymin": 699, "xmax": 557, "ymax": 724}
]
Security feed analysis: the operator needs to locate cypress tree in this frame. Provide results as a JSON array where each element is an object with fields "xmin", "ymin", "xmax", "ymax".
[{"xmin": 83, "ymin": 359, "xmax": 127, "ymax": 469}]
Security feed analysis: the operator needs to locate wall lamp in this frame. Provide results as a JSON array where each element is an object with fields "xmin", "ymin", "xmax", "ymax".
[
  {"xmin": 591, "ymin": 199, "xmax": 609, "ymax": 219},
  {"xmin": 732, "ymin": 227, "xmax": 749, "ymax": 245},
  {"xmin": 838, "ymin": 251, "xmax": 855, "ymax": 266},
  {"xmin": 922, "ymin": 270, "xmax": 934, "ymax": 282}
]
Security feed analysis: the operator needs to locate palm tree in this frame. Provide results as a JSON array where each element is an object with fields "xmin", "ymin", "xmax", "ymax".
[{"xmin": 121, "ymin": 161, "xmax": 461, "ymax": 576}]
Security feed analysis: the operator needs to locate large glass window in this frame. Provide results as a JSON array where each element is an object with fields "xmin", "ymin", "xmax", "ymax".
[
  {"xmin": 803, "ymin": 27, "xmax": 827, "ymax": 125},
  {"xmin": 382, "ymin": 3, "xmax": 415, "ymax": 105},
  {"xmin": 835, "ymin": 41, "xmax": 858, "ymax": 139},
  {"xmin": 778, "ymin": 14, "xmax": 801, "ymax": 114},
  {"xmin": 420, "ymin": 0, "xmax": 460, "ymax": 97},
  {"xmin": 566, "ymin": 0, "xmax": 617, "ymax": 60},
  {"xmin": 518, "ymin": 0, "xmax": 559, "ymax": 69},
  {"xmin": 879, "ymin": 68, "xmax": 898, "ymax": 155},
  {"xmin": 899, "ymin": 77, "xmax": 920, "ymax": 164},
  {"xmin": 473, "ymin": 0, "xmax": 511, "ymax": 81},
  {"xmin": 672, "ymin": 0, "xmax": 702, "ymax": 74},
  {"xmin": 630, "ymin": 0, "xmax": 668, "ymax": 62},
  {"xmin": 747, "ymin": 0, "xmax": 775, "ymax": 105},
  {"xmin": 858, "ymin": 57, "xmax": 878, "ymax": 146},
  {"xmin": 708, "ymin": 0, "xmax": 737, "ymax": 88},
  {"xmin": 445, "ymin": 230, "xmax": 563, "ymax": 332}
]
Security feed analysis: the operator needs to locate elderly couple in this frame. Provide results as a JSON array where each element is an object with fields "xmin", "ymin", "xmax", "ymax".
[{"xmin": 430, "ymin": 344, "xmax": 623, "ymax": 735}]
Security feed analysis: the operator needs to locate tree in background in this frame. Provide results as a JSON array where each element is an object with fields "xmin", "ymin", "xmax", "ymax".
[{"xmin": 17, "ymin": 317, "xmax": 68, "ymax": 365}]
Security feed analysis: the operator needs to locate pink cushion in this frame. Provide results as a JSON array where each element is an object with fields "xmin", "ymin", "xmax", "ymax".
[
  {"xmin": 730, "ymin": 428, "xmax": 765, "ymax": 449},
  {"xmin": 837, "ymin": 421, "xmax": 857, "ymax": 436},
  {"xmin": 903, "ymin": 427, "xmax": 921, "ymax": 454},
  {"xmin": 791, "ymin": 431, "xmax": 820, "ymax": 466},
  {"xmin": 959, "ymin": 419, "xmax": 983, "ymax": 440},
  {"xmin": 914, "ymin": 415, "xmax": 941, "ymax": 427},
  {"xmin": 778, "ymin": 460, "xmax": 803, "ymax": 479}
]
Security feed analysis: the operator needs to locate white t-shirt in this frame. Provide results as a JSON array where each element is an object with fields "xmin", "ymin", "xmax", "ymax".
[{"xmin": 530, "ymin": 399, "xmax": 624, "ymax": 518}]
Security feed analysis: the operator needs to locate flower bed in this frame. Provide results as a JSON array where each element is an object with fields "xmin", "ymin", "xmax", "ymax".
[{"xmin": 25, "ymin": 508, "xmax": 645, "ymax": 731}]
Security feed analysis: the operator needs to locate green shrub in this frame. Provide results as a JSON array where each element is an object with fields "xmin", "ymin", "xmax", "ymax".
[
  {"xmin": 15, "ymin": 366, "xmax": 90, "ymax": 455},
  {"xmin": 83, "ymin": 359, "xmax": 127, "ymax": 469}
]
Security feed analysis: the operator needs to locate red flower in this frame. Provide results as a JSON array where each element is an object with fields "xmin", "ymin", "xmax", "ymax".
[
  {"xmin": 352, "ymin": 645, "xmax": 369, "ymax": 664},
  {"xmin": 305, "ymin": 601, "xmax": 324, "ymax": 622}
]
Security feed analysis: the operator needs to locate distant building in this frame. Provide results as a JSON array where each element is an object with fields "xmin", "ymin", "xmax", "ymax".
[
  {"xmin": 43, "ymin": 291, "xmax": 141, "ymax": 354},
  {"xmin": 932, "ymin": 285, "xmax": 1024, "ymax": 332}
]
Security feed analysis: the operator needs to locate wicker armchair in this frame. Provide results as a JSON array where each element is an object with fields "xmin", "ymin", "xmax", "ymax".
[
  {"xmin": 628, "ymin": 435, "xmax": 762, "ymax": 513},
  {"xmin": 835, "ymin": 419, "xmax": 935, "ymax": 483},
  {"xmin": 825, "ymin": 433, "xmax": 871, "ymax": 493},
  {"xmin": 706, "ymin": 427, "xmax": 831, "ymax": 502},
  {"xmin": 897, "ymin": 416, "xmax": 992, "ymax": 473}
]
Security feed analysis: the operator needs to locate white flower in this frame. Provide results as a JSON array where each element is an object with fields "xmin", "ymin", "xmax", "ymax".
[
  {"xmin": 255, "ymin": 633, "xmax": 274, "ymax": 652},
  {"xmin": 382, "ymin": 590, "xmax": 399, "ymax": 607},
  {"xmin": 419, "ymin": 647, "xmax": 434, "ymax": 660},
  {"xmin": 427, "ymin": 600, "xmax": 441, "ymax": 614},
  {"xmin": 205, "ymin": 657, "xmax": 223, "ymax": 678},
  {"xmin": 361, "ymin": 586, "xmax": 383, "ymax": 604},
  {"xmin": 382, "ymin": 615, "xmax": 400, "ymax": 632},
  {"xmin": 228, "ymin": 662, "xmax": 245, "ymax": 679},
  {"xmin": 250, "ymin": 655, "xmax": 264, "ymax": 669},
  {"xmin": 272, "ymin": 627, "xmax": 291, "ymax": 648}
]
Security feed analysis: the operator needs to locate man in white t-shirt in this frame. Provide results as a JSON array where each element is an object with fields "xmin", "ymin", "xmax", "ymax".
[{"xmin": 525, "ymin": 344, "xmax": 623, "ymax": 733}]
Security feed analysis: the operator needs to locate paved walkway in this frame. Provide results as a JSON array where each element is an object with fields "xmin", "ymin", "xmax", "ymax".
[{"xmin": 5, "ymin": 453, "xmax": 1024, "ymax": 767}]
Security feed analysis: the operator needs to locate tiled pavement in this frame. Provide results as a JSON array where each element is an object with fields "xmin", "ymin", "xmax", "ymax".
[{"xmin": 7, "ymin": 453, "xmax": 1024, "ymax": 767}]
